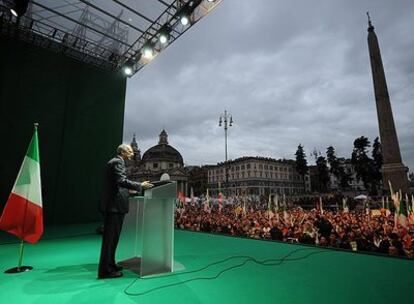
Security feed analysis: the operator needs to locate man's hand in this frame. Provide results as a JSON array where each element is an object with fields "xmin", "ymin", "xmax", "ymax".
[{"xmin": 141, "ymin": 181, "xmax": 154, "ymax": 190}]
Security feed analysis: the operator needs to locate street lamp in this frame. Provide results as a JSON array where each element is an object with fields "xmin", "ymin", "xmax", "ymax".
[{"xmin": 218, "ymin": 110, "xmax": 233, "ymax": 194}]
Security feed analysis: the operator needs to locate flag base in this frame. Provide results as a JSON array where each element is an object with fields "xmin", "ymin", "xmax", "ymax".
[{"xmin": 4, "ymin": 266, "xmax": 33, "ymax": 274}]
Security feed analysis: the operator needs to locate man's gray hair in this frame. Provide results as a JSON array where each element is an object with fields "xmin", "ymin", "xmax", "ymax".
[{"xmin": 117, "ymin": 144, "xmax": 132, "ymax": 155}]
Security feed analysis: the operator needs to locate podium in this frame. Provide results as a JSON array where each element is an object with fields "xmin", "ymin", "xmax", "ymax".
[{"xmin": 117, "ymin": 181, "xmax": 177, "ymax": 277}]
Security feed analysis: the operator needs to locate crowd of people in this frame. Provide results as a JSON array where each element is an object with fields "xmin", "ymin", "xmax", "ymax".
[{"xmin": 174, "ymin": 195, "xmax": 414, "ymax": 258}]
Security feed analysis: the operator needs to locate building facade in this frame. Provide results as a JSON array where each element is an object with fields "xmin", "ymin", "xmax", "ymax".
[
  {"xmin": 185, "ymin": 165, "xmax": 212, "ymax": 197},
  {"xmin": 207, "ymin": 157, "xmax": 306, "ymax": 196},
  {"xmin": 127, "ymin": 129, "xmax": 188, "ymax": 194}
]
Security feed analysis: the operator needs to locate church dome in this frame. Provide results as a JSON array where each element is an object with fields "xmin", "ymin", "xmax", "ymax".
[{"xmin": 142, "ymin": 130, "xmax": 184, "ymax": 164}]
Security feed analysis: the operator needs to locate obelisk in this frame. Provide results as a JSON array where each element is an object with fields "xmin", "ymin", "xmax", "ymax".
[{"xmin": 367, "ymin": 13, "xmax": 409, "ymax": 193}]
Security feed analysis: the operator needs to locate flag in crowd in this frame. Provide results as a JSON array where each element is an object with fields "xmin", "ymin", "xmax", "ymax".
[
  {"xmin": 389, "ymin": 180, "xmax": 408, "ymax": 228},
  {"xmin": 190, "ymin": 187, "xmax": 195, "ymax": 206},
  {"xmin": 364, "ymin": 200, "xmax": 371, "ymax": 216},
  {"xmin": 203, "ymin": 189, "xmax": 210, "ymax": 212},
  {"xmin": 273, "ymin": 194, "xmax": 279, "ymax": 212},
  {"xmin": 319, "ymin": 196, "xmax": 324, "ymax": 215},
  {"xmin": 218, "ymin": 192, "xmax": 223, "ymax": 213},
  {"xmin": 342, "ymin": 198, "xmax": 349, "ymax": 213},
  {"xmin": 267, "ymin": 194, "xmax": 272, "ymax": 211},
  {"xmin": 178, "ymin": 191, "xmax": 186, "ymax": 209},
  {"xmin": 385, "ymin": 196, "xmax": 391, "ymax": 217}
]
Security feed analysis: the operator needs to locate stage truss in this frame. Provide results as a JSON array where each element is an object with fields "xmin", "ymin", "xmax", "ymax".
[{"xmin": 0, "ymin": 0, "xmax": 222, "ymax": 76}]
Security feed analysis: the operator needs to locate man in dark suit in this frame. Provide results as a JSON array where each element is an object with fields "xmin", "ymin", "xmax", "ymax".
[{"xmin": 98, "ymin": 144, "xmax": 153, "ymax": 279}]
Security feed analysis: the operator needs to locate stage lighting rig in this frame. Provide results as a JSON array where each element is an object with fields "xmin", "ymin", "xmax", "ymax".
[
  {"xmin": 121, "ymin": 0, "xmax": 221, "ymax": 76},
  {"xmin": 0, "ymin": 0, "xmax": 222, "ymax": 76}
]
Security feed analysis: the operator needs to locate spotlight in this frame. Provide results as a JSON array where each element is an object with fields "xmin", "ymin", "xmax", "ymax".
[
  {"xmin": 10, "ymin": 0, "xmax": 29, "ymax": 17},
  {"xmin": 123, "ymin": 66, "xmax": 133, "ymax": 76},
  {"xmin": 141, "ymin": 42, "xmax": 154, "ymax": 59},
  {"xmin": 159, "ymin": 34, "xmax": 168, "ymax": 44},
  {"xmin": 123, "ymin": 59, "xmax": 134, "ymax": 76},
  {"xmin": 158, "ymin": 24, "xmax": 172, "ymax": 44},
  {"xmin": 180, "ymin": 14, "xmax": 190, "ymax": 26}
]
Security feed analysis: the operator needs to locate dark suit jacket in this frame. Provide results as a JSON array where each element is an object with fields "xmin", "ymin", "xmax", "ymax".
[{"xmin": 100, "ymin": 156, "xmax": 141, "ymax": 214}]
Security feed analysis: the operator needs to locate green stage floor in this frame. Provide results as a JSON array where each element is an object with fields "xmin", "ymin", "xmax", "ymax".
[{"xmin": 0, "ymin": 226, "xmax": 413, "ymax": 304}]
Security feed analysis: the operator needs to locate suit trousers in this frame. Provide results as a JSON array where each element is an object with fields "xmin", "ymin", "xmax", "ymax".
[{"xmin": 98, "ymin": 212, "xmax": 125, "ymax": 275}]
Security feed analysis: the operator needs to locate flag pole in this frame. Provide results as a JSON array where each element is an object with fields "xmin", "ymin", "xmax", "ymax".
[{"xmin": 4, "ymin": 124, "xmax": 38, "ymax": 274}]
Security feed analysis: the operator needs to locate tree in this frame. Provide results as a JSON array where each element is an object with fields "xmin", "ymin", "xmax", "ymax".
[
  {"xmin": 295, "ymin": 144, "xmax": 308, "ymax": 178},
  {"xmin": 351, "ymin": 136, "xmax": 377, "ymax": 194},
  {"xmin": 326, "ymin": 146, "xmax": 340, "ymax": 178},
  {"xmin": 326, "ymin": 146, "xmax": 351, "ymax": 191},
  {"xmin": 339, "ymin": 171, "xmax": 352, "ymax": 190},
  {"xmin": 316, "ymin": 156, "xmax": 330, "ymax": 193},
  {"xmin": 372, "ymin": 137, "xmax": 383, "ymax": 192}
]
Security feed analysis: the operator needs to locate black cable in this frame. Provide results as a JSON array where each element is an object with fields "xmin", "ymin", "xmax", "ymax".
[{"xmin": 123, "ymin": 247, "xmax": 329, "ymax": 297}]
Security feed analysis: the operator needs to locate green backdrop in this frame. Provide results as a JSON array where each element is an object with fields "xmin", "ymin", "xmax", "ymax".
[{"xmin": 0, "ymin": 37, "xmax": 127, "ymax": 225}]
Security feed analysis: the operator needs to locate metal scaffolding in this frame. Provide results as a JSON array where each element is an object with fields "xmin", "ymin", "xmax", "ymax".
[{"xmin": 0, "ymin": 0, "xmax": 222, "ymax": 76}]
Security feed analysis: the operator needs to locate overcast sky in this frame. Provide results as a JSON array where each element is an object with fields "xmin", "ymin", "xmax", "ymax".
[{"xmin": 123, "ymin": 0, "xmax": 414, "ymax": 172}]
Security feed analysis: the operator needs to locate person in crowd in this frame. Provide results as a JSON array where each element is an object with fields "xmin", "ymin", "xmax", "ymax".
[{"xmin": 174, "ymin": 194, "xmax": 413, "ymax": 258}]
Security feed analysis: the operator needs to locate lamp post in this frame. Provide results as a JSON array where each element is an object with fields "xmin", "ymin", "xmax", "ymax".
[{"xmin": 219, "ymin": 110, "xmax": 233, "ymax": 195}]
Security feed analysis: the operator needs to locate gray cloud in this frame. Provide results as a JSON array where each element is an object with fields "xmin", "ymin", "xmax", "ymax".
[{"xmin": 123, "ymin": 0, "xmax": 414, "ymax": 172}]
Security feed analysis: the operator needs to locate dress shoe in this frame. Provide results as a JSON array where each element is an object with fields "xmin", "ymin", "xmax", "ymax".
[
  {"xmin": 98, "ymin": 271, "xmax": 123, "ymax": 279},
  {"xmin": 114, "ymin": 264, "xmax": 123, "ymax": 271}
]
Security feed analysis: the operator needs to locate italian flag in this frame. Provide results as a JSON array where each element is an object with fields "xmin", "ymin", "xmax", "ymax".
[
  {"xmin": 218, "ymin": 192, "xmax": 223, "ymax": 213},
  {"xmin": 398, "ymin": 199, "xmax": 408, "ymax": 228},
  {"xmin": 0, "ymin": 126, "xmax": 43, "ymax": 244}
]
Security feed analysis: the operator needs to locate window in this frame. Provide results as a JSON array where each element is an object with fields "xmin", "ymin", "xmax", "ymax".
[
  {"xmin": 169, "ymin": 163, "xmax": 174, "ymax": 168},
  {"xmin": 153, "ymin": 163, "xmax": 159, "ymax": 169},
  {"xmin": 247, "ymin": 164, "xmax": 251, "ymax": 169}
]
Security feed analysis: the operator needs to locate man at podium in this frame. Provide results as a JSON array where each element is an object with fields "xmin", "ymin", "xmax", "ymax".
[{"xmin": 98, "ymin": 144, "xmax": 153, "ymax": 279}]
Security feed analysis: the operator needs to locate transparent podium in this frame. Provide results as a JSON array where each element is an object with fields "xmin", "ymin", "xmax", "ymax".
[{"xmin": 117, "ymin": 181, "xmax": 177, "ymax": 277}]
